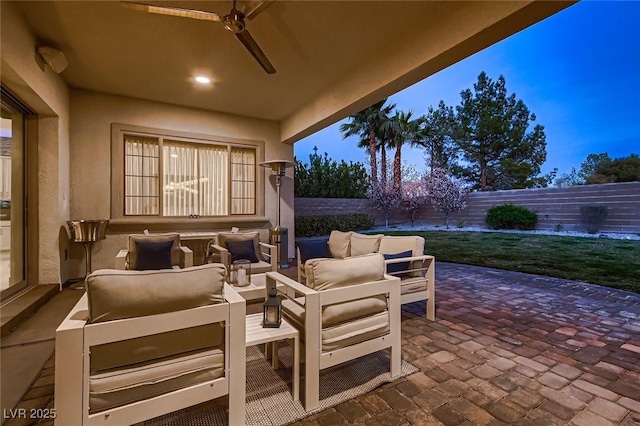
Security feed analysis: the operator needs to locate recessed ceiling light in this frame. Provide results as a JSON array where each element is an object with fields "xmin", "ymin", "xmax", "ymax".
[{"xmin": 195, "ymin": 76, "xmax": 211, "ymax": 84}]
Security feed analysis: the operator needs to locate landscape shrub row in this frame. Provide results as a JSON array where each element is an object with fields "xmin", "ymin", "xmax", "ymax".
[
  {"xmin": 484, "ymin": 203, "xmax": 609, "ymax": 233},
  {"xmin": 295, "ymin": 214, "xmax": 374, "ymax": 237}
]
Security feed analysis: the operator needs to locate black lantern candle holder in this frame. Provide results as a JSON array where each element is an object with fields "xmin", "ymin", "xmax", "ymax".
[{"xmin": 263, "ymin": 287, "xmax": 282, "ymax": 328}]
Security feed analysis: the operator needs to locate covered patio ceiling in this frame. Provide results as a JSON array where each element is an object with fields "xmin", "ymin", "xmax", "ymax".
[{"xmin": 14, "ymin": 0, "xmax": 574, "ymax": 144}]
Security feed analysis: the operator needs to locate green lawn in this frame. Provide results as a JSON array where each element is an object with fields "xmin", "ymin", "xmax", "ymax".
[{"xmin": 381, "ymin": 231, "xmax": 640, "ymax": 293}]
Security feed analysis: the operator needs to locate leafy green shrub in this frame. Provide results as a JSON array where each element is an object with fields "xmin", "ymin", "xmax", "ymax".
[
  {"xmin": 580, "ymin": 205, "xmax": 608, "ymax": 234},
  {"xmin": 485, "ymin": 204, "xmax": 538, "ymax": 230},
  {"xmin": 294, "ymin": 147, "xmax": 369, "ymax": 198},
  {"xmin": 295, "ymin": 214, "xmax": 374, "ymax": 237}
]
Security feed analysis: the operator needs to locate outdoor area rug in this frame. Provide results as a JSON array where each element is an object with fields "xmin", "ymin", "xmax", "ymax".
[{"xmin": 142, "ymin": 344, "xmax": 418, "ymax": 426}]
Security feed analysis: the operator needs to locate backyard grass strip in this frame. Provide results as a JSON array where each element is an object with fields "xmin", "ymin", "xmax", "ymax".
[{"xmin": 381, "ymin": 231, "xmax": 640, "ymax": 293}]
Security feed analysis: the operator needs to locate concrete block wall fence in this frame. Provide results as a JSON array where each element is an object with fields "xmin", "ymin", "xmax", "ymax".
[{"xmin": 295, "ymin": 181, "xmax": 640, "ymax": 234}]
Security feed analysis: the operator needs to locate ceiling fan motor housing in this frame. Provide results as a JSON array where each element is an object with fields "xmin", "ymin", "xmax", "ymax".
[{"xmin": 223, "ymin": 10, "xmax": 245, "ymax": 33}]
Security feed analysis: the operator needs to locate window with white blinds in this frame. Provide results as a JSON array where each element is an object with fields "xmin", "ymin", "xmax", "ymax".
[
  {"xmin": 123, "ymin": 134, "xmax": 256, "ymax": 217},
  {"xmin": 231, "ymin": 148, "xmax": 256, "ymax": 215},
  {"xmin": 125, "ymin": 136, "xmax": 159, "ymax": 215}
]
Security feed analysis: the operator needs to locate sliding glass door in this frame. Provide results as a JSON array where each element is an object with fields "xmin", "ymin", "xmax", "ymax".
[{"xmin": 0, "ymin": 91, "xmax": 28, "ymax": 299}]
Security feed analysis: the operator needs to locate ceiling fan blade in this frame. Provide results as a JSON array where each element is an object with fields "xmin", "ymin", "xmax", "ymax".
[
  {"xmin": 241, "ymin": 1, "xmax": 274, "ymax": 20},
  {"xmin": 235, "ymin": 30, "xmax": 276, "ymax": 74},
  {"xmin": 120, "ymin": 2, "xmax": 221, "ymax": 21}
]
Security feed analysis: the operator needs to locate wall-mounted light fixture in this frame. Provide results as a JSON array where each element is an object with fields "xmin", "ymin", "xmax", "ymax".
[{"xmin": 37, "ymin": 46, "xmax": 68, "ymax": 73}]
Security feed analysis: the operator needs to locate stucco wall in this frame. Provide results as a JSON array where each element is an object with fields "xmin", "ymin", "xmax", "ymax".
[
  {"xmin": 2, "ymin": 0, "xmax": 295, "ymax": 285},
  {"xmin": 1, "ymin": 1, "xmax": 71, "ymax": 285},
  {"xmin": 68, "ymin": 89, "xmax": 293, "ymax": 277},
  {"xmin": 295, "ymin": 181, "xmax": 640, "ymax": 234}
]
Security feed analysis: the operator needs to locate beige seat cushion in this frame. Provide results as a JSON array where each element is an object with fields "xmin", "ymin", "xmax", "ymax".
[
  {"xmin": 304, "ymin": 253, "xmax": 385, "ymax": 291},
  {"xmin": 282, "ymin": 300, "xmax": 389, "ymax": 352},
  {"xmin": 89, "ymin": 348, "xmax": 224, "ymax": 413},
  {"xmin": 322, "ymin": 296, "xmax": 387, "ymax": 327},
  {"xmin": 350, "ymin": 233, "xmax": 384, "ymax": 256},
  {"xmin": 282, "ymin": 296, "xmax": 387, "ymax": 328},
  {"xmin": 321, "ymin": 312, "xmax": 389, "ymax": 351},
  {"xmin": 378, "ymin": 235, "xmax": 424, "ymax": 256},
  {"xmin": 249, "ymin": 260, "xmax": 274, "ymax": 274},
  {"xmin": 286, "ymin": 253, "xmax": 390, "ymax": 351},
  {"xmin": 86, "ymin": 264, "xmax": 226, "ymax": 323},
  {"xmin": 327, "ymin": 230, "xmax": 352, "ymax": 258},
  {"xmin": 128, "ymin": 233, "xmax": 181, "ymax": 269},
  {"xmin": 400, "ymin": 276, "xmax": 427, "ymax": 295},
  {"xmin": 217, "ymin": 231, "xmax": 261, "ymax": 260},
  {"xmin": 91, "ymin": 323, "xmax": 224, "ymax": 372}
]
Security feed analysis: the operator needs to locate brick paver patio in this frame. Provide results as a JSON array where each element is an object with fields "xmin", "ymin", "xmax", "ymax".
[
  {"xmin": 8, "ymin": 262, "xmax": 640, "ymax": 425},
  {"xmin": 293, "ymin": 262, "xmax": 640, "ymax": 425}
]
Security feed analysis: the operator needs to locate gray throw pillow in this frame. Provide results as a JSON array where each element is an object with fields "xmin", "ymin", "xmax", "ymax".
[
  {"xmin": 383, "ymin": 250, "xmax": 412, "ymax": 275},
  {"xmin": 226, "ymin": 239, "xmax": 259, "ymax": 263}
]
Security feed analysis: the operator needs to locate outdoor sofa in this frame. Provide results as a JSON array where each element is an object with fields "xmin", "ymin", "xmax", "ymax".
[
  {"xmin": 54, "ymin": 264, "xmax": 246, "ymax": 426},
  {"xmin": 297, "ymin": 230, "xmax": 435, "ymax": 320}
]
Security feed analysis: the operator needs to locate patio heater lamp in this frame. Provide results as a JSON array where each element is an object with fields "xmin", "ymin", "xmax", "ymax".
[
  {"xmin": 67, "ymin": 219, "xmax": 109, "ymax": 290},
  {"xmin": 259, "ymin": 160, "xmax": 295, "ymax": 269}
]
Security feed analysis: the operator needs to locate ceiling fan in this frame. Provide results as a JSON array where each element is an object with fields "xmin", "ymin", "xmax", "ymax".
[{"xmin": 121, "ymin": 0, "xmax": 276, "ymax": 74}]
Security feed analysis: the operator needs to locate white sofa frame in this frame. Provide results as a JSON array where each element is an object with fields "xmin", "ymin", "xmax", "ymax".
[
  {"xmin": 211, "ymin": 241, "xmax": 277, "ymax": 272},
  {"xmin": 55, "ymin": 283, "xmax": 246, "ymax": 426},
  {"xmin": 265, "ymin": 271, "xmax": 402, "ymax": 411},
  {"xmin": 385, "ymin": 254, "xmax": 436, "ymax": 321}
]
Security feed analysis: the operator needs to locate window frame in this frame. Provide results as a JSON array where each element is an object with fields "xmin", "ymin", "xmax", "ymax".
[{"xmin": 110, "ymin": 123, "xmax": 266, "ymax": 231}]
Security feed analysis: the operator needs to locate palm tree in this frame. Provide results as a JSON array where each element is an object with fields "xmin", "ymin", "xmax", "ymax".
[
  {"xmin": 340, "ymin": 99, "xmax": 395, "ymax": 183},
  {"xmin": 356, "ymin": 134, "xmax": 388, "ymax": 184},
  {"xmin": 383, "ymin": 110, "xmax": 424, "ymax": 192},
  {"xmin": 357, "ymin": 131, "xmax": 394, "ymax": 186}
]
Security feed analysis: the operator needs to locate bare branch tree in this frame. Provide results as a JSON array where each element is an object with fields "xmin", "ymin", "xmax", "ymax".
[{"xmin": 425, "ymin": 167, "xmax": 470, "ymax": 228}]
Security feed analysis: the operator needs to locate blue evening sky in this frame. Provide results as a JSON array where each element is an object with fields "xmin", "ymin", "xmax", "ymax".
[{"xmin": 294, "ymin": 1, "xmax": 640, "ymax": 178}]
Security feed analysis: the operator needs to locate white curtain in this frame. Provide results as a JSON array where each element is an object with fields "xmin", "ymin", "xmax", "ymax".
[
  {"xmin": 163, "ymin": 142, "xmax": 229, "ymax": 216},
  {"xmin": 198, "ymin": 145, "xmax": 228, "ymax": 216},
  {"xmin": 163, "ymin": 143, "xmax": 196, "ymax": 216}
]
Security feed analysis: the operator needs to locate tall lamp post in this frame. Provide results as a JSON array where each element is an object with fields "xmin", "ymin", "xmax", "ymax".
[{"xmin": 259, "ymin": 160, "xmax": 295, "ymax": 269}]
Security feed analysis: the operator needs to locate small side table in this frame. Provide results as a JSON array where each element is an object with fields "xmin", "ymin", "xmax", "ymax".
[
  {"xmin": 245, "ymin": 313, "xmax": 299, "ymax": 402},
  {"xmin": 232, "ymin": 274, "xmax": 285, "ymax": 303}
]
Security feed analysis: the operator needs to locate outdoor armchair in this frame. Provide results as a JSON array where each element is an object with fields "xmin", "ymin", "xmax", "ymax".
[
  {"xmin": 115, "ymin": 232, "xmax": 193, "ymax": 270},
  {"xmin": 209, "ymin": 230, "xmax": 276, "ymax": 273},
  {"xmin": 54, "ymin": 264, "xmax": 246, "ymax": 426},
  {"xmin": 266, "ymin": 253, "xmax": 402, "ymax": 411}
]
